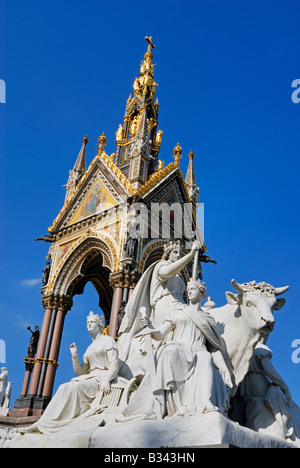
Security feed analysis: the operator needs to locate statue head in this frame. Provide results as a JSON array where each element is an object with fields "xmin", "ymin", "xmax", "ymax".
[
  {"xmin": 187, "ymin": 279, "xmax": 207, "ymax": 303},
  {"xmin": 86, "ymin": 311, "xmax": 104, "ymax": 334},
  {"xmin": 162, "ymin": 240, "xmax": 183, "ymax": 262}
]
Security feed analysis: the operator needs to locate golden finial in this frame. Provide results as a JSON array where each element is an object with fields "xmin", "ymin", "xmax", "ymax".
[
  {"xmin": 188, "ymin": 150, "xmax": 195, "ymax": 160},
  {"xmin": 173, "ymin": 143, "xmax": 183, "ymax": 166},
  {"xmin": 158, "ymin": 160, "xmax": 165, "ymax": 170},
  {"xmin": 145, "ymin": 36, "xmax": 156, "ymax": 54},
  {"xmin": 116, "ymin": 124, "xmax": 123, "ymax": 142},
  {"xmin": 81, "ymin": 135, "xmax": 89, "ymax": 145},
  {"xmin": 98, "ymin": 132, "xmax": 107, "ymax": 154},
  {"xmin": 141, "ymin": 36, "xmax": 156, "ymax": 78},
  {"xmin": 156, "ymin": 129, "xmax": 163, "ymax": 147}
]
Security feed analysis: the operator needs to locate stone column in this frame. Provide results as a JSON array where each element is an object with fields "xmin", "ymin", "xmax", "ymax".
[
  {"xmin": 109, "ymin": 271, "xmax": 124, "ymax": 338},
  {"xmin": 28, "ymin": 306, "xmax": 53, "ymax": 396},
  {"xmin": 41, "ymin": 298, "xmax": 69, "ymax": 399},
  {"xmin": 128, "ymin": 270, "xmax": 141, "ymax": 299},
  {"xmin": 36, "ymin": 309, "xmax": 58, "ymax": 396},
  {"xmin": 9, "ymin": 305, "xmax": 54, "ymax": 418},
  {"xmin": 109, "ymin": 262, "xmax": 141, "ymax": 338},
  {"xmin": 20, "ymin": 370, "xmax": 32, "ymax": 397}
]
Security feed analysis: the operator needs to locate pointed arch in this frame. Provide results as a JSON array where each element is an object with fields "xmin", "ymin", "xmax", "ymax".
[
  {"xmin": 49, "ymin": 233, "xmax": 116, "ymax": 324},
  {"xmin": 50, "ymin": 234, "xmax": 114, "ymax": 297}
]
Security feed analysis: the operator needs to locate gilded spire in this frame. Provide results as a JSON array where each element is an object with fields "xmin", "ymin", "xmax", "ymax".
[
  {"xmin": 98, "ymin": 132, "xmax": 107, "ymax": 155},
  {"xmin": 136, "ymin": 36, "xmax": 156, "ymax": 96},
  {"xmin": 173, "ymin": 143, "xmax": 183, "ymax": 166},
  {"xmin": 116, "ymin": 36, "xmax": 161, "ymax": 177},
  {"xmin": 144, "ymin": 36, "xmax": 155, "ymax": 65}
]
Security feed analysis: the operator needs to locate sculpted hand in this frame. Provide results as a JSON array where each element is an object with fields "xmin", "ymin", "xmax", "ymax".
[
  {"xmin": 101, "ymin": 379, "xmax": 111, "ymax": 396},
  {"xmin": 69, "ymin": 343, "xmax": 78, "ymax": 356},
  {"xmin": 135, "ymin": 327, "xmax": 154, "ymax": 339},
  {"xmin": 140, "ymin": 316, "xmax": 149, "ymax": 329},
  {"xmin": 191, "ymin": 240, "xmax": 201, "ymax": 256}
]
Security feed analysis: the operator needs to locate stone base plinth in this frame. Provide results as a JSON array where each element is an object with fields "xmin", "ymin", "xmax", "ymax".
[
  {"xmin": 8, "ymin": 412, "xmax": 299, "ymax": 449},
  {"xmin": 9, "ymin": 395, "xmax": 50, "ymax": 419}
]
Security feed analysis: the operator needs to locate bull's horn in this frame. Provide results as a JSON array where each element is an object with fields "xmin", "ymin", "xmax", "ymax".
[
  {"xmin": 231, "ymin": 279, "xmax": 244, "ymax": 293},
  {"xmin": 274, "ymin": 286, "xmax": 289, "ymax": 296}
]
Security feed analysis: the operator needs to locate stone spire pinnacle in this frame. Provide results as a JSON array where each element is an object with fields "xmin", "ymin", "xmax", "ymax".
[
  {"xmin": 73, "ymin": 135, "xmax": 88, "ymax": 173},
  {"xmin": 64, "ymin": 136, "xmax": 88, "ymax": 202},
  {"xmin": 185, "ymin": 151, "xmax": 196, "ymax": 189},
  {"xmin": 185, "ymin": 150, "xmax": 199, "ymax": 205}
]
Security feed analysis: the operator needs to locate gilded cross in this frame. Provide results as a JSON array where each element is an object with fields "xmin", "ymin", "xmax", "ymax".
[{"xmin": 145, "ymin": 36, "xmax": 156, "ymax": 54}]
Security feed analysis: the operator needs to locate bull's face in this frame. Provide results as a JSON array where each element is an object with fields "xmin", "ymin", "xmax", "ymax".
[
  {"xmin": 241, "ymin": 291, "xmax": 277, "ymax": 335},
  {"xmin": 226, "ymin": 280, "xmax": 289, "ymax": 337}
]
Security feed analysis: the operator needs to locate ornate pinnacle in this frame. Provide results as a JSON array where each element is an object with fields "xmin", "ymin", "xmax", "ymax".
[
  {"xmin": 98, "ymin": 132, "xmax": 107, "ymax": 154},
  {"xmin": 173, "ymin": 143, "xmax": 183, "ymax": 166},
  {"xmin": 188, "ymin": 150, "xmax": 195, "ymax": 160},
  {"xmin": 145, "ymin": 36, "xmax": 156, "ymax": 55},
  {"xmin": 81, "ymin": 135, "xmax": 89, "ymax": 145}
]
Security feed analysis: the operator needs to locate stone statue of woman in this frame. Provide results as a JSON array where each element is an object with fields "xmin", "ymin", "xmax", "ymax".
[
  {"xmin": 118, "ymin": 240, "xmax": 201, "ymax": 363},
  {"xmin": 25, "ymin": 312, "xmax": 119, "ymax": 434},
  {"xmin": 121, "ymin": 279, "xmax": 232, "ymax": 420},
  {"xmin": 0, "ymin": 368, "xmax": 8, "ymax": 407}
]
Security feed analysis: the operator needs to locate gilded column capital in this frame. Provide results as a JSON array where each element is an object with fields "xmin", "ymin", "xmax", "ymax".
[
  {"xmin": 128, "ymin": 271, "xmax": 141, "ymax": 289},
  {"xmin": 42, "ymin": 294, "xmax": 73, "ymax": 313},
  {"xmin": 109, "ymin": 271, "xmax": 125, "ymax": 291}
]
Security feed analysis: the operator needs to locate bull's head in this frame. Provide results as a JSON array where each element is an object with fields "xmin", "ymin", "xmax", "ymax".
[{"xmin": 225, "ymin": 279, "xmax": 289, "ymax": 336}]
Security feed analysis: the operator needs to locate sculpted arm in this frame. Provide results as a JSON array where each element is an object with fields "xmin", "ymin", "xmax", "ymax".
[
  {"xmin": 101, "ymin": 341, "xmax": 119, "ymax": 395},
  {"xmin": 70, "ymin": 343, "xmax": 89, "ymax": 377},
  {"xmin": 211, "ymin": 349, "xmax": 233, "ymax": 388},
  {"xmin": 106, "ymin": 347, "xmax": 119, "ymax": 382},
  {"xmin": 158, "ymin": 241, "xmax": 200, "ymax": 281},
  {"xmin": 150, "ymin": 321, "xmax": 174, "ymax": 341},
  {"xmin": 260, "ymin": 356, "xmax": 292, "ymax": 400},
  {"xmin": 137, "ymin": 318, "xmax": 174, "ymax": 341}
]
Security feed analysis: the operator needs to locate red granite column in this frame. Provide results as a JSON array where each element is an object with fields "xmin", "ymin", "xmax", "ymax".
[
  {"xmin": 128, "ymin": 271, "xmax": 140, "ymax": 300},
  {"xmin": 109, "ymin": 287, "xmax": 123, "ymax": 338},
  {"xmin": 42, "ymin": 308, "xmax": 66, "ymax": 398},
  {"xmin": 21, "ymin": 370, "xmax": 32, "ymax": 397},
  {"xmin": 128, "ymin": 288, "xmax": 134, "ymax": 300},
  {"xmin": 27, "ymin": 307, "xmax": 53, "ymax": 396},
  {"xmin": 109, "ymin": 271, "xmax": 125, "ymax": 338}
]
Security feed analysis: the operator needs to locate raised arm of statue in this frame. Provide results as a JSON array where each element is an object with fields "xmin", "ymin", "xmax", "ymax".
[
  {"xmin": 70, "ymin": 343, "xmax": 89, "ymax": 377},
  {"xmin": 158, "ymin": 240, "xmax": 201, "ymax": 281}
]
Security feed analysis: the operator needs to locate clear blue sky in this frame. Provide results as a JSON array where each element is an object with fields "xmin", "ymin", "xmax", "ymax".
[{"xmin": 1, "ymin": 0, "xmax": 300, "ymax": 408}]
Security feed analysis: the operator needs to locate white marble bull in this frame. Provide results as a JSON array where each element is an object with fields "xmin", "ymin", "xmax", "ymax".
[{"xmin": 209, "ymin": 280, "xmax": 289, "ymax": 394}]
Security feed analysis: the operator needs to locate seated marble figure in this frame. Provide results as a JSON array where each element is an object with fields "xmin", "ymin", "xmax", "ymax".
[
  {"xmin": 25, "ymin": 312, "xmax": 119, "ymax": 434},
  {"xmin": 121, "ymin": 279, "xmax": 233, "ymax": 420}
]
